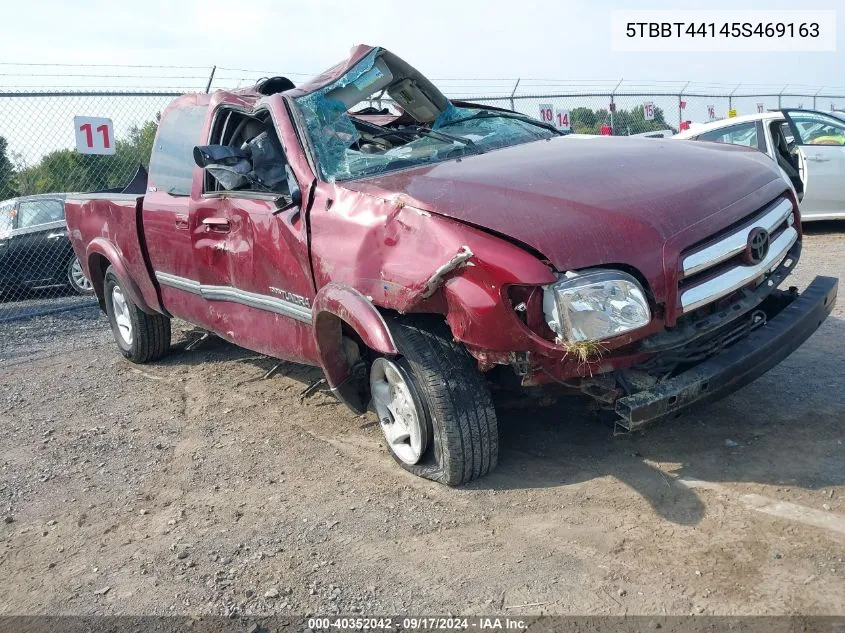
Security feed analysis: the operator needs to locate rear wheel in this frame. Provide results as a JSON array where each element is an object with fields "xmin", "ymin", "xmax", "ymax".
[
  {"xmin": 67, "ymin": 257, "xmax": 94, "ymax": 295},
  {"xmin": 104, "ymin": 267, "xmax": 170, "ymax": 363},
  {"xmin": 370, "ymin": 317, "xmax": 498, "ymax": 486}
]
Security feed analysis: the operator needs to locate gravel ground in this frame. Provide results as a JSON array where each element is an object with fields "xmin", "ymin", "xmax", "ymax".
[
  {"xmin": 0, "ymin": 224, "xmax": 843, "ymax": 617},
  {"xmin": 0, "ymin": 285, "xmax": 97, "ymax": 324}
]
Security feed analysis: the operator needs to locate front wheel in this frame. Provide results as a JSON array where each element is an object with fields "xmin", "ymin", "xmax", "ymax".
[
  {"xmin": 370, "ymin": 317, "xmax": 498, "ymax": 486},
  {"xmin": 104, "ymin": 267, "xmax": 171, "ymax": 363}
]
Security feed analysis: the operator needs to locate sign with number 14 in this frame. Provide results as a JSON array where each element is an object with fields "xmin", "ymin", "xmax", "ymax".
[
  {"xmin": 554, "ymin": 108, "xmax": 571, "ymax": 131},
  {"xmin": 74, "ymin": 116, "xmax": 115, "ymax": 155}
]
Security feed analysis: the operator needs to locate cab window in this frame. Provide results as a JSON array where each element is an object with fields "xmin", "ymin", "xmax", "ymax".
[
  {"xmin": 697, "ymin": 123, "xmax": 759, "ymax": 149},
  {"xmin": 17, "ymin": 199, "xmax": 64, "ymax": 229},
  {"xmin": 787, "ymin": 112, "xmax": 845, "ymax": 146},
  {"xmin": 148, "ymin": 105, "xmax": 208, "ymax": 196}
]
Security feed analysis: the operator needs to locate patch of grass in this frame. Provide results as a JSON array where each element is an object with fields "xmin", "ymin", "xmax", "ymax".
[{"xmin": 557, "ymin": 338, "xmax": 608, "ymax": 373}]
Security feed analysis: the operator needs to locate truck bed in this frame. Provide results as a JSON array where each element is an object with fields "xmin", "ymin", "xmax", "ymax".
[{"xmin": 64, "ymin": 194, "xmax": 163, "ymax": 314}]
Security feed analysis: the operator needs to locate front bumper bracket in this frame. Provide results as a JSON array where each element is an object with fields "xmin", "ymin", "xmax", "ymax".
[{"xmin": 615, "ymin": 275, "xmax": 838, "ymax": 430}]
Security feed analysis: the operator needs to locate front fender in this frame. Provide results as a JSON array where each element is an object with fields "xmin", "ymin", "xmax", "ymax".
[{"xmin": 312, "ymin": 282, "xmax": 398, "ymax": 413}]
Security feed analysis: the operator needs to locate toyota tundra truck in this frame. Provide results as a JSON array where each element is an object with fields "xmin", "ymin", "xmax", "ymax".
[{"xmin": 65, "ymin": 45, "xmax": 838, "ymax": 485}]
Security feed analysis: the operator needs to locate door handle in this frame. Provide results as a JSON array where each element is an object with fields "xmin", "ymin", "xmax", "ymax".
[
  {"xmin": 46, "ymin": 232, "xmax": 66, "ymax": 240},
  {"xmin": 202, "ymin": 217, "xmax": 230, "ymax": 232},
  {"xmin": 807, "ymin": 155, "xmax": 830, "ymax": 163},
  {"xmin": 174, "ymin": 214, "xmax": 189, "ymax": 230}
]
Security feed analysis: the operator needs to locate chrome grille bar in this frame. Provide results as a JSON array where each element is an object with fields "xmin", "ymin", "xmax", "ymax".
[
  {"xmin": 681, "ymin": 198, "xmax": 793, "ymax": 278},
  {"xmin": 680, "ymin": 227, "xmax": 798, "ymax": 312}
]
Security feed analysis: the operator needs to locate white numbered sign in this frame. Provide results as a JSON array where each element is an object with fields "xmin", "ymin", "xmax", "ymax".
[
  {"xmin": 74, "ymin": 116, "xmax": 115, "ymax": 155},
  {"xmin": 538, "ymin": 103, "xmax": 554, "ymax": 125},
  {"xmin": 757, "ymin": 103, "xmax": 765, "ymax": 113},
  {"xmin": 707, "ymin": 105, "xmax": 716, "ymax": 121},
  {"xmin": 553, "ymin": 108, "xmax": 571, "ymax": 131},
  {"xmin": 643, "ymin": 102, "xmax": 655, "ymax": 121}
]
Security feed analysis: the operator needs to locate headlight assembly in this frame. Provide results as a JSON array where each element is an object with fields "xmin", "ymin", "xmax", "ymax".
[{"xmin": 542, "ymin": 269, "xmax": 651, "ymax": 343}]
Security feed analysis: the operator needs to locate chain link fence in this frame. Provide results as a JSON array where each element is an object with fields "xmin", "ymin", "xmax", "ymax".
[
  {"xmin": 0, "ymin": 91, "xmax": 177, "ymax": 322},
  {"xmin": 0, "ymin": 84, "xmax": 843, "ymax": 322}
]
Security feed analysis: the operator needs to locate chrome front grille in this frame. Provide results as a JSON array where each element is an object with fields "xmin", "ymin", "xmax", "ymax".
[{"xmin": 679, "ymin": 197, "xmax": 798, "ymax": 313}]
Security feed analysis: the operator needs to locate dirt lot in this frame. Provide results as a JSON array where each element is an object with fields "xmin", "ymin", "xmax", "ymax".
[{"xmin": 1, "ymin": 224, "xmax": 844, "ymax": 617}]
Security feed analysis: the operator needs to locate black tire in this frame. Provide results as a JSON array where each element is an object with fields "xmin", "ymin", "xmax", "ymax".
[
  {"xmin": 382, "ymin": 317, "xmax": 498, "ymax": 486},
  {"xmin": 104, "ymin": 266, "xmax": 171, "ymax": 363}
]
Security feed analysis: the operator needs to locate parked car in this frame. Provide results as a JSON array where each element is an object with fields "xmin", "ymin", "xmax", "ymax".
[
  {"xmin": 0, "ymin": 194, "xmax": 93, "ymax": 298},
  {"xmin": 65, "ymin": 45, "xmax": 837, "ymax": 485},
  {"xmin": 674, "ymin": 109, "xmax": 845, "ymax": 221}
]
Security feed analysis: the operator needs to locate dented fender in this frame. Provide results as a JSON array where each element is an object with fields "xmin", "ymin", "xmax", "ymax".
[{"xmin": 311, "ymin": 282, "xmax": 398, "ymax": 413}]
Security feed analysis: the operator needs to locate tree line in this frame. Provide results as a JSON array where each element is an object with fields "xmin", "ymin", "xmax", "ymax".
[
  {"xmin": 0, "ymin": 119, "xmax": 158, "ymax": 200},
  {"xmin": 568, "ymin": 104, "xmax": 675, "ymax": 135}
]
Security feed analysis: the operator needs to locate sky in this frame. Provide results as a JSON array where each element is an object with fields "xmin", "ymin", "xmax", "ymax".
[
  {"xmin": 1, "ymin": 0, "xmax": 843, "ymax": 165},
  {"xmin": 2, "ymin": 0, "xmax": 843, "ymax": 93}
]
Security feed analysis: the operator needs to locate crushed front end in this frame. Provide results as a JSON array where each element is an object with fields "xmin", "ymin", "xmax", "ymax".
[{"xmin": 502, "ymin": 195, "xmax": 838, "ymax": 429}]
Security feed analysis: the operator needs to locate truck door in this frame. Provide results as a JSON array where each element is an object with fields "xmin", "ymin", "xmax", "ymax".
[
  {"xmin": 781, "ymin": 109, "xmax": 845, "ymax": 220},
  {"xmin": 191, "ymin": 107, "xmax": 317, "ymax": 364},
  {"xmin": 144, "ymin": 102, "xmax": 210, "ymax": 321}
]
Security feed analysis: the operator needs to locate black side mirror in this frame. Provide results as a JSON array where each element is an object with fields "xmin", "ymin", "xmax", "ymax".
[
  {"xmin": 194, "ymin": 145, "xmax": 253, "ymax": 191},
  {"xmin": 193, "ymin": 144, "xmax": 249, "ymax": 168}
]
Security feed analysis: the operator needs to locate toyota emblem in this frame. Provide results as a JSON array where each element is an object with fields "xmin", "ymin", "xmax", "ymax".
[{"xmin": 743, "ymin": 228, "xmax": 770, "ymax": 265}]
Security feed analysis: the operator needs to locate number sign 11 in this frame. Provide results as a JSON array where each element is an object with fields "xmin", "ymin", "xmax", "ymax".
[{"xmin": 74, "ymin": 116, "xmax": 115, "ymax": 155}]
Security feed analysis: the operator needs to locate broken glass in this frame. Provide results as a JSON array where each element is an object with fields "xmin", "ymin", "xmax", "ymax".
[{"xmin": 294, "ymin": 52, "xmax": 558, "ymax": 182}]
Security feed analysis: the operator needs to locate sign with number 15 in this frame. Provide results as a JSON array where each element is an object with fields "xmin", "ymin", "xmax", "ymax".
[{"xmin": 74, "ymin": 116, "xmax": 115, "ymax": 155}]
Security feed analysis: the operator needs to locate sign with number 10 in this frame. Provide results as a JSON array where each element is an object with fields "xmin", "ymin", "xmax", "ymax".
[
  {"xmin": 74, "ymin": 116, "xmax": 115, "ymax": 155},
  {"xmin": 538, "ymin": 104, "xmax": 554, "ymax": 125}
]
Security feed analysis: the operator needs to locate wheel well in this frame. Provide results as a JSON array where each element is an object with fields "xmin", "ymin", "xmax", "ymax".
[{"xmin": 87, "ymin": 253, "xmax": 111, "ymax": 311}]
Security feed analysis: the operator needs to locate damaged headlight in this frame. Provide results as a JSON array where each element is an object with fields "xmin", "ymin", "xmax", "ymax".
[{"xmin": 542, "ymin": 269, "xmax": 651, "ymax": 343}]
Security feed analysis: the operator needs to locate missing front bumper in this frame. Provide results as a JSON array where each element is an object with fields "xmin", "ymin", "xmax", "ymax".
[{"xmin": 614, "ymin": 275, "xmax": 838, "ymax": 431}]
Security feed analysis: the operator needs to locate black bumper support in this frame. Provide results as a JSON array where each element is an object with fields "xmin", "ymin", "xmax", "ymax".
[{"xmin": 615, "ymin": 275, "xmax": 838, "ymax": 430}]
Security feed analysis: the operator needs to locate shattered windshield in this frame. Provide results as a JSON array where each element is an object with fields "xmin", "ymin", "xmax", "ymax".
[{"xmin": 293, "ymin": 50, "xmax": 558, "ymax": 182}]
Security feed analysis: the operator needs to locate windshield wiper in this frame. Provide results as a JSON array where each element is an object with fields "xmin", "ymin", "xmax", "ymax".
[
  {"xmin": 437, "ymin": 110, "xmax": 562, "ymax": 136},
  {"xmin": 403, "ymin": 125, "xmax": 479, "ymax": 150},
  {"xmin": 367, "ymin": 124, "xmax": 480, "ymax": 152}
]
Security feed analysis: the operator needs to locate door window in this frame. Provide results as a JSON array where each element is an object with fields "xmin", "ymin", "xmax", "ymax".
[
  {"xmin": 17, "ymin": 199, "xmax": 64, "ymax": 229},
  {"xmin": 786, "ymin": 112, "xmax": 845, "ymax": 146},
  {"xmin": 202, "ymin": 109, "xmax": 290, "ymax": 195},
  {"xmin": 696, "ymin": 123, "xmax": 759, "ymax": 148}
]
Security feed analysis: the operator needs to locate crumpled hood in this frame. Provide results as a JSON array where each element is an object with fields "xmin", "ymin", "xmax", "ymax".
[{"xmin": 343, "ymin": 135, "xmax": 787, "ymax": 303}]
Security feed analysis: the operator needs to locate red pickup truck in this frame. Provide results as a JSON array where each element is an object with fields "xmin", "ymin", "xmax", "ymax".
[{"xmin": 66, "ymin": 45, "xmax": 838, "ymax": 485}]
